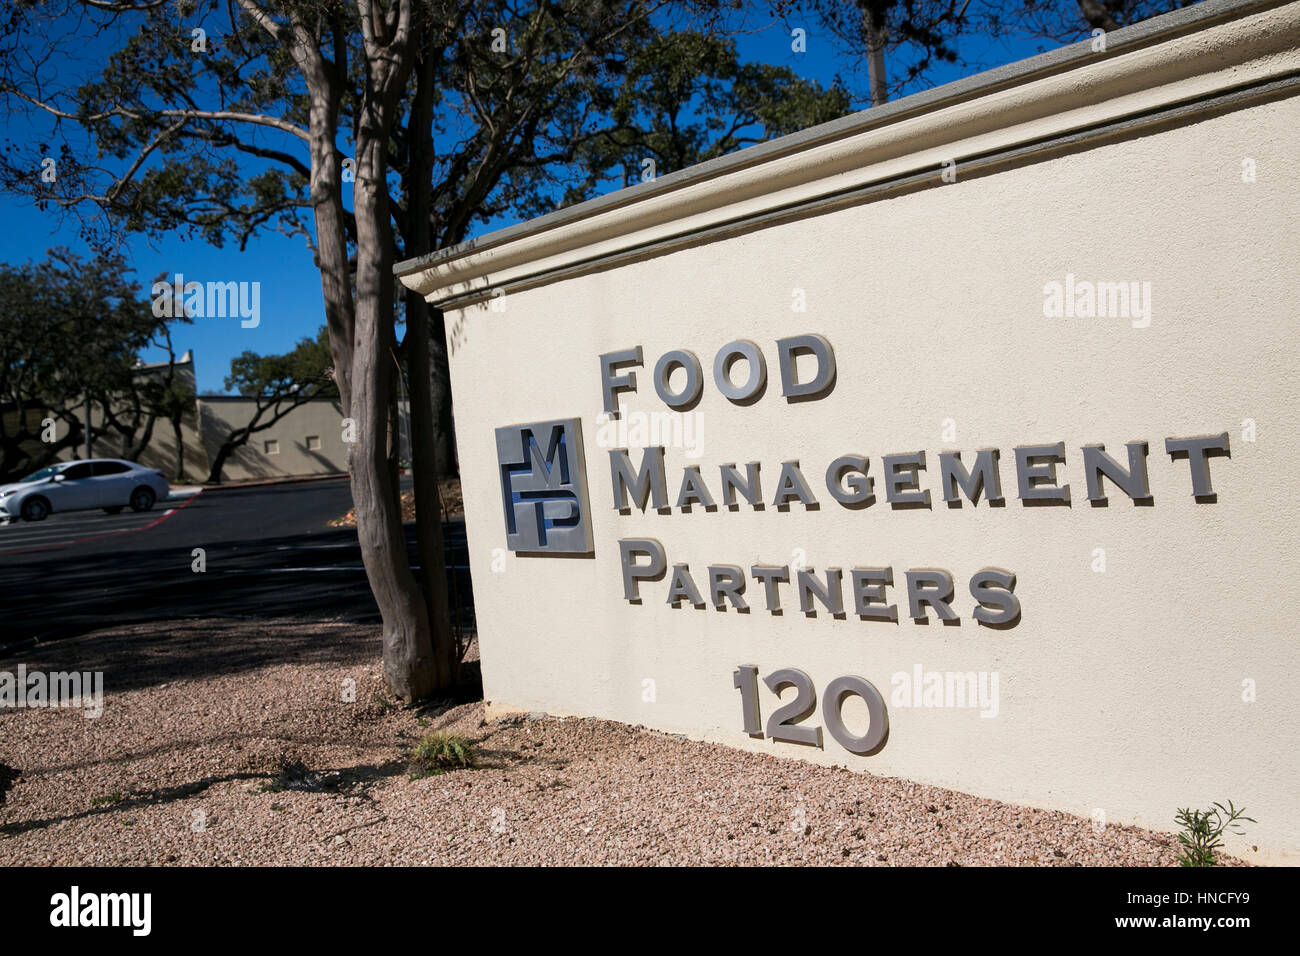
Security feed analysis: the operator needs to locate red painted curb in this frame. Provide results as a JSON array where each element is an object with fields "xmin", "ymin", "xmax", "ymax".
[{"xmin": 0, "ymin": 489, "xmax": 205, "ymax": 557}]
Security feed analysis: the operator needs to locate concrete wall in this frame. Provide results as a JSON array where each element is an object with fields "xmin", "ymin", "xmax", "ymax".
[
  {"xmin": 36, "ymin": 361, "xmax": 207, "ymax": 481},
  {"xmin": 400, "ymin": 0, "xmax": 1300, "ymax": 863},
  {"xmin": 196, "ymin": 396, "xmax": 351, "ymax": 482},
  {"xmin": 88, "ymin": 363, "xmax": 205, "ymax": 481},
  {"xmin": 35, "ymin": 357, "xmax": 356, "ymax": 484}
]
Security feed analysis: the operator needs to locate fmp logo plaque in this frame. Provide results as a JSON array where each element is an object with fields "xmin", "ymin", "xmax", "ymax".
[{"xmin": 495, "ymin": 418, "xmax": 593, "ymax": 554}]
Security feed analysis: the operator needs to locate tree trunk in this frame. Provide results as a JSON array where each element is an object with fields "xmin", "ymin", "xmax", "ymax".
[
  {"xmin": 429, "ymin": 310, "xmax": 456, "ymax": 476},
  {"xmin": 864, "ymin": 4, "xmax": 888, "ymax": 106},
  {"xmin": 206, "ymin": 444, "xmax": 229, "ymax": 484},
  {"xmin": 172, "ymin": 417, "xmax": 184, "ymax": 480},
  {"xmin": 306, "ymin": 72, "xmax": 354, "ymax": 417},
  {"xmin": 351, "ymin": 48, "xmax": 440, "ymax": 701},
  {"xmin": 126, "ymin": 413, "xmax": 157, "ymax": 461},
  {"xmin": 403, "ymin": 36, "xmax": 458, "ymax": 686},
  {"xmin": 406, "ymin": 299, "xmax": 457, "ymax": 685},
  {"xmin": 387, "ymin": 366, "xmax": 398, "ymax": 480}
]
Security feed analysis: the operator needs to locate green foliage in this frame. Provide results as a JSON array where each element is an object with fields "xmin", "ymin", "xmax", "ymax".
[
  {"xmin": 1174, "ymin": 801, "xmax": 1255, "ymax": 867},
  {"xmin": 565, "ymin": 30, "xmax": 851, "ymax": 198},
  {"xmin": 3, "ymin": 1, "xmax": 852, "ymax": 257},
  {"xmin": 0, "ymin": 249, "xmax": 183, "ymax": 480},
  {"xmin": 408, "ymin": 731, "xmax": 477, "ymax": 780},
  {"xmin": 225, "ymin": 326, "xmax": 335, "ymax": 399},
  {"xmin": 205, "ymin": 325, "xmax": 336, "ymax": 482}
]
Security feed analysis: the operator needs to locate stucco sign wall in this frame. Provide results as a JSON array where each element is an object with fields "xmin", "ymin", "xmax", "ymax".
[{"xmin": 400, "ymin": 0, "xmax": 1300, "ymax": 863}]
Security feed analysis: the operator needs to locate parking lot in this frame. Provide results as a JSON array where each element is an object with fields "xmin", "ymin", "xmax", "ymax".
[
  {"xmin": 0, "ymin": 487, "xmax": 204, "ymax": 557},
  {"xmin": 0, "ymin": 477, "xmax": 471, "ymax": 651}
]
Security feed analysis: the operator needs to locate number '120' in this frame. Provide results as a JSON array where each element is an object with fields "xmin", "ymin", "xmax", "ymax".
[{"xmin": 732, "ymin": 666, "xmax": 889, "ymax": 756}]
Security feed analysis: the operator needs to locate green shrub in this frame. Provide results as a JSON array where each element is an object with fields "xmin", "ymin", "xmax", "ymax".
[
  {"xmin": 1175, "ymin": 801, "xmax": 1255, "ymax": 866},
  {"xmin": 408, "ymin": 731, "xmax": 476, "ymax": 779}
]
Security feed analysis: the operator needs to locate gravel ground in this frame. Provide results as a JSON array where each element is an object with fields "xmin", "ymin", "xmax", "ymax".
[{"xmin": 0, "ymin": 618, "xmax": 1234, "ymax": 866}]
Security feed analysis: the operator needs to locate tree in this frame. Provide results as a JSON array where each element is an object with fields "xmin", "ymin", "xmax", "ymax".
[
  {"xmin": 783, "ymin": 1, "xmax": 1194, "ymax": 108},
  {"xmin": 563, "ymin": 30, "xmax": 850, "ymax": 194},
  {"xmin": 1, "ymin": 0, "xmax": 852, "ymax": 700},
  {"xmin": 205, "ymin": 326, "xmax": 337, "ymax": 483},
  {"xmin": 777, "ymin": 1, "xmax": 974, "ymax": 106},
  {"xmin": 140, "ymin": 325, "xmax": 197, "ymax": 480},
  {"xmin": 998, "ymin": 1, "xmax": 1188, "ymax": 43},
  {"xmin": 2, "ymin": 0, "xmax": 455, "ymax": 699},
  {"xmin": 386, "ymin": 10, "xmax": 851, "ymax": 691},
  {"xmin": 0, "ymin": 249, "xmax": 182, "ymax": 481}
]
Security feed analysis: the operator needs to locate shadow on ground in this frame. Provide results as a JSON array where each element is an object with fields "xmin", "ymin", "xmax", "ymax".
[
  {"xmin": 12, "ymin": 614, "xmax": 480, "ymax": 702},
  {"xmin": 0, "ymin": 521, "xmax": 474, "ymax": 650},
  {"xmin": 14, "ymin": 617, "xmax": 381, "ymax": 694}
]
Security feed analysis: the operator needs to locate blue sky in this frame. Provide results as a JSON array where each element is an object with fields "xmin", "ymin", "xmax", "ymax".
[{"xmin": 0, "ymin": 7, "xmax": 1064, "ymax": 395}]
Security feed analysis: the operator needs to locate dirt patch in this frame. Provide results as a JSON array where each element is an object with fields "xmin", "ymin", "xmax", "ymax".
[{"xmin": 0, "ymin": 618, "xmax": 1243, "ymax": 866}]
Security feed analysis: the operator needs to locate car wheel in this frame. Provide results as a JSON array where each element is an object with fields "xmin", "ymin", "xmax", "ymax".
[
  {"xmin": 21, "ymin": 496, "xmax": 50, "ymax": 522},
  {"xmin": 129, "ymin": 487, "xmax": 156, "ymax": 513},
  {"xmin": 103, "ymin": 506, "xmax": 124, "ymax": 515}
]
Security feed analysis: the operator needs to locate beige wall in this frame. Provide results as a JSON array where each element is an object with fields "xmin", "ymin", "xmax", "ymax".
[
  {"xmin": 403, "ymin": 1, "xmax": 1300, "ymax": 863},
  {"xmin": 39, "ymin": 360, "xmax": 354, "ymax": 483},
  {"xmin": 197, "ymin": 396, "xmax": 351, "ymax": 482},
  {"xmin": 44, "ymin": 363, "xmax": 206, "ymax": 481},
  {"xmin": 91, "ymin": 364, "xmax": 205, "ymax": 481}
]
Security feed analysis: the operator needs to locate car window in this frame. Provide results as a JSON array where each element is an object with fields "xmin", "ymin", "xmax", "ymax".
[
  {"xmin": 93, "ymin": 461, "xmax": 132, "ymax": 475},
  {"xmin": 20, "ymin": 466, "xmax": 61, "ymax": 482},
  {"xmin": 62, "ymin": 463, "xmax": 94, "ymax": 480}
]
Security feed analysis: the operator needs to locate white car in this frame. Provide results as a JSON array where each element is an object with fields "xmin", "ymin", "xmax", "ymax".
[{"xmin": 0, "ymin": 459, "xmax": 171, "ymax": 522}]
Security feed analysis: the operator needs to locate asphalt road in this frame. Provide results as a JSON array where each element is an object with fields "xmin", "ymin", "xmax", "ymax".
[{"xmin": 0, "ymin": 477, "xmax": 472, "ymax": 651}]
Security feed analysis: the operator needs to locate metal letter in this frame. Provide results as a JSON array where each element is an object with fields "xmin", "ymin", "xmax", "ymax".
[
  {"xmin": 609, "ymin": 446, "xmax": 667, "ymax": 511},
  {"xmin": 666, "ymin": 563, "xmax": 705, "ymax": 607},
  {"xmin": 713, "ymin": 340, "xmax": 767, "ymax": 402},
  {"xmin": 776, "ymin": 333, "xmax": 836, "ymax": 401},
  {"xmin": 1015, "ymin": 443, "xmax": 1070, "ymax": 503},
  {"xmin": 850, "ymin": 567, "xmax": 897, "ymax": 621},
  {"xmin": 826, "ymin": 455, "xmax": 874, "ymax": 506},
  {"xmin": 653, "ymin": 349, "xmax": 703, "ymax": 410},
  {"xmin": 1165, "ymin": 433, "xmax": 1230, "ymax": 497},
  {"xmin": 883, "ymin": 451, "xmax": 932, "ymax": 507},
  {"xmin": 676, "ymin": 465, "xmax": 716, "ymax": 510},
  {"xmin": 797, "ymin": 567, "xmax": 844, "ymax": 615},
  {"xmin": 970, "ymin": 568, "xmax": 1020, "ymax": 627},
  {"xmin": 1083, "ymin": 442, "xmax": 1150, "ymax": 502},
  {"xmin": 750, "ymin": 565, "xmax": 790, "ymax": 612},
  {"xmin": 939, "ymin": 449, "xmax": 1003, "ymax": 505},
  {"xmin": 905, "ymin": 568, "xmax": 958, "ymax": 622},
  {"xmin": 709, "ymin": 565, "xmax": 749, "ymax": 610},
  {"xmin": 719, "ymin": 462, "xmax": 762, "ymax": 508},
  {"xmin": 772, "ymin": 460, "xmax": 818, "ymax": 507},
  {"xmin": 599, "ymin": 347, "xmax": 643, "ymax": 418},
  {"xmin": 619, "ymin": 538, "xmax": 665, "ymax": 601}
]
